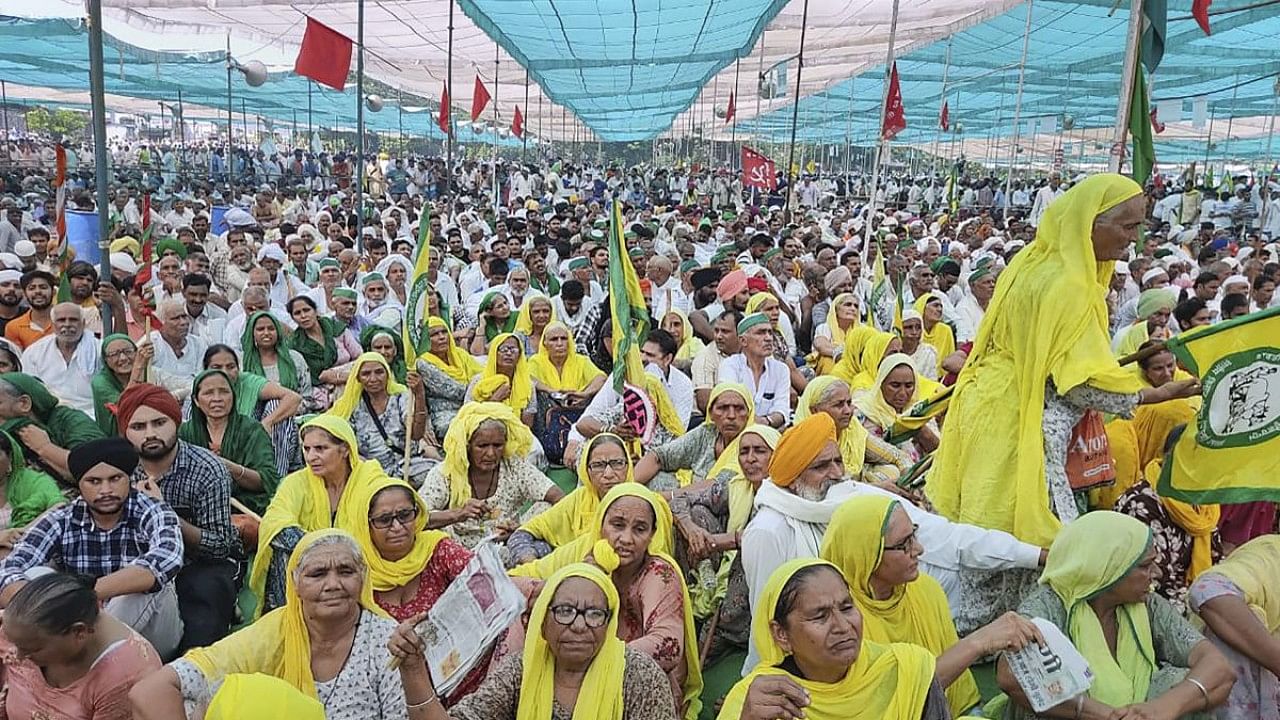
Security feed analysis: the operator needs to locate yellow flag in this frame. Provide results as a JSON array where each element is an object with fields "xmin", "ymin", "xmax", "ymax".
[{"xmin": 1158, "ymin": 306, "xmax": 1280, "ymax": 504}]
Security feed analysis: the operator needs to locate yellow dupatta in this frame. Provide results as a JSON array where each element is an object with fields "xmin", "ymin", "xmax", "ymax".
[
  {"xmin": 819, "ymin": 496, "xmax": 980, "ymax": 716},
  {"xmin": 816, "ymin": 293, "xmax": 859, "ymax": 375},
  {"xmin": 521, "ymin": 433, "xmax": 635, "ymax": 548},
  {"xmin": 476, "ymin": 332, "xmax": 535, "ymax": 412},
  {"xmin": 518, "ymin": 563, "xmax": 625, "ymax": 720},
  {"xmin": 795, "ymin": 375, "xmax": 868, "ymax": 477},
  {"xmin": 511, "ymin": 484, "xmax": 703, "ymax": 719},
  {"xmin": 439, "ymin": 402, "xmax": 534, "ymax": 508},
  {"xmin": 420, "ymin": 316, "xmax": 482, "ymax": 384},
  {"xmin": 349, "ymin": 477, "xmax": 447, "ymax": 592},
  {"xmin": 846, "ymin": 330, "xmax": 898, "ymax": 393},
  {"xmin": 913, "ymin": 291, "xmax": 955, "ymax": 375},
  {"xmin": 828, "ymin": 324, "xmax": 877, "ymax": 382},
  {"xmin": 854, "ymin": 354, "xmax": 941, "ymax": 433},
  {"xmin": 928, "ymin": 175, "xmax": 1146, "ymax": 548},
  {"xmin": 328, "ymin": 352, "xmax": 408, "ymax": 420},
  {"xmin": 718, "ymin": 558, "xmax": 935, "ymax": 720},
  {"xmin": 1040, "ymin": 511, "xmax": 1156, "ymax": 707},
  {"xmin": 704, "ymin": 424, "xmax": 780, "ymax": 534},
  {"xmin": 662, "ymin": 309, "xmax": 706, "ymax": 361},
  {"xmin": 249, "ymin": 416, "xmax": 390, "ymax": 608},
  {"xmin": 528, "ymin": 322, "xmax": 604, "ymax": 392},
  {"xmin": 513, "ymin": 292, "xmax": 557, "ymax": 335},
  {"xmin": 1207, "ymin": 535, "xmax": 1280, "ymax": 633},
  {"xmin": 190, "ymin": 529, "xmax": 387, "ymax": 699},
  {"xmin": 204, "ymin": 673, "xmax": 324, "ymax": 719},
  {"xmin": 1091, "ymin": 418, "xmax": 1141, "ymax": 510}
]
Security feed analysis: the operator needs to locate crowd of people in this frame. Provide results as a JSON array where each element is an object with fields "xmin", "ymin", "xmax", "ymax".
[{"xmin": 0, "ymin": 130, "xmax": 1276, "ymax": 720}]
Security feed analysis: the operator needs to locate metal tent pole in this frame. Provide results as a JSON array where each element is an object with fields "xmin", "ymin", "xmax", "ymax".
[
  {"xmin": 87, "ymin": 0, "xmax": 113, "ymax": 332},
  {"xmin": 1003, "ymin": 0, "xmax": 1034, "ymax": 216},
  {"xmin": 446, "ymin": 0, "xmax": 455, "ymax": 194},
  {"xmin": 781, "ymin": 0, "xmax": 810, "ymax": 218},
  {"xmin": 356, "ymin": 0, "xmax": 366, "ymax": 246},
  {"xmin": 861, "ymin": 0, "xmax": 901, "ymax": 251},
  {"xmin": 1, "ymin": 80, "xmax": 9, "ymax": 166},
  {"xmin": 225, "ymin": 34, "xmax": 234, "ymax": 190},
  {"xmin": 521, "ymin": 71, "xmax": 529, "ymax": 163}
]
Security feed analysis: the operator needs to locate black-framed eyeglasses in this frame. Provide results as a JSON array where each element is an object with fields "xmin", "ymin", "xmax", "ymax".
[
  {"xmin": 586, "ymin": 458, "xmax": 628, "ymax": 474},
  {"xmin": 549, "ymin": 604, "xmax": 611, "ymax": 628},
  {"xmin": 883, "ymin": 524, "xmax": 920, "ymax": 553},
  {"xmin": 369, "ymin": 506, "xmax": 419, "ymax": 530}
]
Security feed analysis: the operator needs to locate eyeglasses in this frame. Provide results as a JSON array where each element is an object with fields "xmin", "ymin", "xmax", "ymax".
[
  {"xmin": 549, "ymin": 603, "xmax": 611, "ymax": 628},
  {"xmin": 105, "ymin": 348, "xmax": 137, "ymax": 361},
  {"xmin": 883, "ymin": 524, "xmax": 920, "ymax": 553},
  {"xmin": 368, "ymin": 506, "xmax": 419, "ymax": 530},
  {"xmin": 586, "ymin": 458, "xmax": 628, "ymax": 474}
]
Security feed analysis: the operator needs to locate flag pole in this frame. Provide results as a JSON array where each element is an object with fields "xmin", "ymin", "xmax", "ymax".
[
  {"xmin": 87, "ymin": 0, "xmax": 113, "ymax": 333},
  {"xmin": 861, "ymin": 0, "xmax": 901, "ymax": 254},
  {"xmin": 781, "ymin": 0, "xmax": 810, "ymax": 220},
  {"xmin": 493, "ymin": 44, "xmax": 500, "ymax": 206},
  {"xmin": 730, "ymin": 59, "xmax": 740, "ymax": 170},
  {"xmin": 1003, "ymin": 0, "xmax": 1034, "ymax": 218},
  {"xmin": 355, "ymin": 0, "xmax": 367, "ymax": 247},
  {"xmin": 522, "ymin": 71, "xmax": 529, "ymax": 163},
  {"xmin": 446, "ymin": 0, "xmax": 455, "ymax": 194},
  {"xmin": 932, "ymin": 38, "xmax": 951, "ymax": 175},
  {"xmin": 1108, "ymin": 0, "xmax": 1144, "ymax": 173},
  {"xmin": 225, "ymin": 33, "xmax": 235, "ymax": 191}
]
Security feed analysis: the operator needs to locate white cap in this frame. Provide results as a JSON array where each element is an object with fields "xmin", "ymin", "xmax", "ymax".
[
  {"xmin": 110, "ymin": 252, "xmax": 139, "ymax": 274},
  {"xmin": 14, "ymin": 240, "xmax": 35, "ymax": 258},
  {"xmin": 1141, "ymin": 267, "xmax": 1168, "ymax": 285}
]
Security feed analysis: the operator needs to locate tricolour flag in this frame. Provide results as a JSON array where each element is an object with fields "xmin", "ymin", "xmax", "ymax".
[
  {"xmin": 607, "ymin": 199, "xmax": 650, "ymax": 392},
  {"xmin": 294, "ymin": 17, "xmax": 353, "ymax": 91},
  {"xmin": 402, "ymin": 208, "xmax": 433, "ymax": 361},
  {"xmin": 53, "ymin": 144, "xmax": 73, "ymax": 302},
  {"xmin": 1157, "ymin": 306, "xmax": 1280, "ymax": 504}
]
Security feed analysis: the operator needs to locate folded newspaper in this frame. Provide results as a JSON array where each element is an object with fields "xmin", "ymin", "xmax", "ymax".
[
  {"xmin": 405, "ymin": 540, "xmax": 526, "ymax": 696},
  {"xmin": 1004, "ymin": 618, "xmax": 1094, "ymax": 713}
]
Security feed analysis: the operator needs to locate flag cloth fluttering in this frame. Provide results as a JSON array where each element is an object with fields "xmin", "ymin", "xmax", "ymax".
[
  {"xmin": 471, "ymin": 75, "xmax": 491, "ymax": 122},
  {"xmin": 725, "ymin": 91, "xmax": 736, "ymax": 124},
  {"xmin": 1128, "ymin": 52, "xmax": 1155, "ymax": 187},
  {"xmin": 741, "ymin": 147, "xmax": 777, "ymax": 191},
  {"xmin": 939, "ymin": 100, "xmax": 949, "ymax": 132},
  {"xmin": 1192, "ymin": 0, "xmax": 1212, "ymax": 35},
  {"xmin": 1157, "ymin": 306, "xmax": 1280, "ymax": 504},
  {"xmin": 402, "ymin": 209, "xmax": 433, "ymax": 361},
  {"xmin": 438, "ymin": 83, "xmax": 451, "ymax": 135},
  {"xmin": 607, "ymin": 199, "xmax": 650, "ymax": 393},
  {"xmin": 294, "ymin": 17, "xmax": 353, "ymax": 91},
  {"xmin": 511, "ymin": 105, "xmax": 524, "ymax": 138},
  {"xmin": 1140, "ymin": 0, "xmax": 1166, "ymax": 73},
  {"xmin": 881, "ymin": 62, "xmax": 906, "ymax": 141}
]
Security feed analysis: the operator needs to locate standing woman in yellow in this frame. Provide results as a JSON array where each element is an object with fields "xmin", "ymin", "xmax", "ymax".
[{"xmin": 928, "ymin": 175, "xmax": 1202, "ymax": 557}]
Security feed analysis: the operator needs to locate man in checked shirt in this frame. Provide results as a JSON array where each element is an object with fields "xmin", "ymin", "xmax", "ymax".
[
  {"xmin": 0, "ymin": 437, "xmax": 185, "ymax": 659},
  {"xmin": 117, "ymin": 384, "xmax": 240, "ymax": 652}
]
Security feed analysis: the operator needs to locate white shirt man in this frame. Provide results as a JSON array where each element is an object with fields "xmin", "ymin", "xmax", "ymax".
[
  {"xmin": 148, "ymin": 300, "xmax": 208, "ymax": 401},
  {"xmin": 1029, "ymin": 179, "xmax": 1065, "ymax": 227},
  {"xmin": 717, "ymin": 314, "xmax": 790, "ymax": 426},
  {"xmin": 640, "ymin": 335, "xmax": 695, "ymax": 429},
  {"xmin": 23, "ymin": 303, "xmax": 99, "ymax": 415}
]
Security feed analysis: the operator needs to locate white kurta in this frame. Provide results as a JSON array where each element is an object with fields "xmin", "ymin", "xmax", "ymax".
[{"xmin": 22, "ymin": 334, "xmax": 99, "ymax": 415}]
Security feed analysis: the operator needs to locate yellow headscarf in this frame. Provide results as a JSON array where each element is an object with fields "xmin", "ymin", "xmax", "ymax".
[
  {"xmin": 477, "ymin": 332, "xmax": 534, "ymax": 412},
  {"xmin": 420, "ymin": 316, "xmax": 482, "ymax": 384},
  {"xmin": 829, "ymin": 325, "xmax": 879, "ymax": 384},
  {"xmin": 528, "ymin": 322, "xmax": 604, "ymax": 392},
  {"xmin": 824, "ymin": 292, "xmax": 860, "ymax": 349},
  {"xmin": 744, "ymin": 291, "xmax": 780, "ymax": 321},
  {"xmin": 439, "ymin": 402, "xmax": 534, "ymax": 508},
  {"xmin": 854, "ymin": 353, "xmax": 935, "ymax": 432},
  {"xmin": 1040, "ymin": 511, "xmax": 1155, "ymax": 707},
  {"xmin": 328, "ymin": 351, "xmax": 409, "ymax": 420},
  {"xmin": 518, "ymin": 563, "xmax": 625, "ymax": 720},
  {"xmin": 819, "ymin": 496, "xmax": 980, "ymax": 716},
  {"xmin": 511, "ymin": 484, "xmax": 703, "ymax": 719},
  {"xmin": 702, "ymin": 381, "xmax": 755, "ymax": 432},
  {"xmin": 912, "ymin": 291, "xmax": 955, "ymax": 375},
  {"xmin": 249, "ymin": 416, "xmax": 388, "ymax": 608},
  {"xmin": 514, "ymin": 292, "xmax": 557, "ymax": 335},
  {"xmin": 662, "ymin": 309, "xmax": 706, "ymax": 361},
  {"xmin": 705, "ymin": 424, "xmax": 781, "ymax": 534},
  {"xmin": 1207, "ymin": 535, "xmax": 1280, "ymax": 633},
  {"xmin": 795, "ymin": 376, "xmax": 868, "ymax": 477},
  {"xmin": 191, "ymin": 529, "xmax": 387, "ymax": 699},
  {"xmin": 521, "ymin": 433, "xmax": 635, "ymax": 548},
  {"xmin": 928, "ymin": 174, "xmax": 1146, "ymax": 547},
  {"xmin": 348, "ymin": 477, "xmax": 447, "ymax": 592},
  {"xmin": 847, "ymin": 330, "xmax": 898, "ymax": 393},
  {"xmin": 719, "ymin": 558, "xmax": 936, "ymax": 720},
  {"xmin": 204, "ymin": 673, "xmax": 324, "ymax": 720}
]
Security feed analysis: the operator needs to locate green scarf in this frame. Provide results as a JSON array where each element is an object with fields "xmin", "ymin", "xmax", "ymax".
[
  {"xmin": 241, "ymin": 312, "xmax": 301, "ymax": 391},
  {"xmin": 289, "ymin": 316, "xmax": 341, "ymax": 385},
  {"xmin": 359, "ymin": 326, "xmax": 407, "ymax": 383},
  {"xmin": 0, "ymin": 430, "xmax": 64, "ymax": 528},
  {"xmin": 89, "ymin": 333, "xmax": 135, "ymax": 436},
  {"xmin": 0, "ymin": 373, "xmax": 104, "ymax": 452},
  {"xmin": 233, "ymin": 372, "xmax": 270, "ymax": 417},
  {"xmin": 178, "ymin": 370, "xmax": 281, "ymax": 514}
]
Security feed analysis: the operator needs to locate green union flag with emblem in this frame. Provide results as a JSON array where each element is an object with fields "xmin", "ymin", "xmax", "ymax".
[
  {"xmin": 1158, "ymin": 305, "xmax": 1280, "ymax": 504},
  {"xmin": 607, "ymin": 199, "xmax": 650, "ymax": 392},
  {"xmin": 402, "ymin": 210, "xmax": 434, "ymax": 361}
]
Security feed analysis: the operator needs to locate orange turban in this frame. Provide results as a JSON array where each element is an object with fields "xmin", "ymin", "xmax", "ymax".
[{"xmin": 769, "ymin": 413, "xmax": 838, "ymax": 487}]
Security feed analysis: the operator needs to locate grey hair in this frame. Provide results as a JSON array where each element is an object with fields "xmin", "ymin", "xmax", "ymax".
[
  {"xmin": 241, "ymin": 286, "xmax": 270, "ymax": 305},
  {"xmin": 815, "ymin": 378, "xmax": 850, "ymax": 407},
  {"xmin": 156, "ymin": 297, "xmax": 186, "ymax": 321},
  {"xmin": 291, "ymin": 532, "xmax": 367, "ymax": 583},
  {"xmin": 0, "ymin": 378, "xmax": 20, "ymax": 400},
  {"xmin": 473, "ymin": 418, "xmax": 509, "ymax": 437}
]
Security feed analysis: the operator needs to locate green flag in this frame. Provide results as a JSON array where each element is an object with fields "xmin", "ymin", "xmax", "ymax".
[
  {"xmin": 1140, "ymin": 0, "xmax": 1165, "ymax": 73},
  {"xmin": 1128, "ymin": 58, "xmax": 1154, "ymax": 187},
  {"xmin": 607, "ymin": 199, "xmax": 650, "ymax": 392}
]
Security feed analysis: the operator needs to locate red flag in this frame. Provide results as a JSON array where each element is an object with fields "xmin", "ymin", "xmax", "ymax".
[
  {"xmin": 438, "ymin": 83, "xmax": 451, "ymax": 135},
  {"xmin": 725, "ymin": 91, "xmax": 736, "ymax": 124},
  {"xmin": 294, "ymin": 17, "xmax": 353, "ymax": 91},
  {"xmin": 1150, "ymin": 105, "xmax": 1165, "ymax": 134},
  {"xmin": 471, "ymin": 75, "xmax": 491, "ymax": 122},
  {"xmin": 1192, "ymin": 0, "xmax": 1212, "ymax": 34},
  {"xmin": 882, "ymin": 62, "xmax": 906, "ymax": 140},
  {"xmin": 134, "ymin": 194, "xmax": 156, "ymax": 286},
  {"xmin": 939, "ymin": 100, "xmax": 950, "ymax": 132},
  {"xmin": 53, "ymin": 145, "xmax": 67, "ymax": 252},
  {"xmin": 741, "ymin": 146, "xmax": 777, "ymax": 191},
  {"xmin": 511, "ymin": 105, "xmax": 524, "ymax": 138}
]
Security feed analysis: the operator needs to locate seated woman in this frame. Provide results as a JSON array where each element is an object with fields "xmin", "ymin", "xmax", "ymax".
[
  {"xmin": 90, "ymin": 333, "xmax": 151, "ymax": 435},
  {"xmin": 913, "ymin": 291, "xmax": 955, "ymax": 378},
  {"xmin": 833, "ymin": 328, "xmax": 901, "ymax": 393},
  {"xmin": 0, "ymin": 341, "xmax": 21, "ymax": 374},
  {"xmin": 203, "ymin": 344, "xmax": 303, "ymax": 478},
  {"xmin": 288, "ymin": 296, "xmax": 358, "ymax": 409},
  {"xmin": 0, "ymin": 429, "xmax": 65, "ymax": 549},
  {"xmin": 330, "ymin": 352, "xmax": 437, "ymax": 485},
  {"xmin": 1190, "ymin": 534, "xmax": 1280, "ymax": 720},
  {"xmin": 510, "ymin": 484, "xmax": 702, "ymax": 718},
  {"xmin": 821, "ymin": 494, "xmax": 1044, "ymax": 717},
  {"xmin": 528, "ymin": 322, "xmax": 606, "ymax": 465},
  {"xmin": 179, "ymin": 370, "xmax": 280, "ymax": 518},
  {"xmin": 508, "ymin": 432, "xmax": 633, "ymax": 565},
  {"xmin": 250, "ymin": 415, "xmax": 388, "ymax": 613},
  {"xmin": 719, "ymin": 558, "xmax": 949, "ymax": 720},
  {"xmin": 0, "ymin": 373, "xmax": 105, "ymax": 482},
  {"xmin": 389, "ymin": 563, "xmax": 677, "ymax": 719},
  {"xmin": 469, "ymin": 291, "xmax": 517, "ymax": 355},
  {"xmin": 1113, "ymin": 401, "xmax": 1221, "ymax": 611},
  {"xmin": 513, "ymin": 292, "xmax": 555, "ymax": 356},
  {"xmin": 467, "ymin": 333, "xmax": 536, "ymax": 427},
  {"xmin": 419, "ymin": 402, "xmax": 562, "ymax": 550},
  {"xmin": 1, "ymin": 572, "xmax": 160, "ymax": 720},
  {"xmin": 352, "ymin": 477, "xmax": 491, "ymax": 703},
  {"xmin": 661, "ymin": 309, "xmax": 704, "ymax": 374},
  {"xmin": 241, "ymin": 311, "xmax": 320, "ymax": 414},
  {"xmin": 417, "ymin": 317, "xmax": 480, "ymax": 443},
  {"xmin": 131, "ymin": 530, "xmax": 414, "ymax": 720},
  {"xmin": 633, "ymin": 383, "xmax": 754, "ymax": 488},
  {"xmin": 810, "ymin": 292, "xmax": 860, "ymax": 377},
  {"xmin": 854, "ymin": 354, "xmax": 941, "ymax": 464},
  {"xmin": 997, "ymin": 511, "xmax": 1234, "ymax": 720},
  {"xmin": 899, "ymin": 310, "xmax": 940, "ymax": 381}
]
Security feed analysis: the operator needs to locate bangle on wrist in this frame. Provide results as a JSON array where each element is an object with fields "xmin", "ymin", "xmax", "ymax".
[
  {"xmin": 406, "ymin": 695, "xmax": 440, "ymax": 710},
  {"xmin": 1186, "ymin": 677, "xmax": 1210, "ymax": 711}
]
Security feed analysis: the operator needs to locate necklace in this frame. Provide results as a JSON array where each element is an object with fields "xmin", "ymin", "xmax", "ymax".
[{"xmin": 317, "ymin": 612, "xmax": 362, "ymax": 711}]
